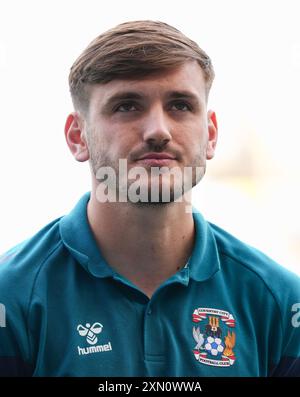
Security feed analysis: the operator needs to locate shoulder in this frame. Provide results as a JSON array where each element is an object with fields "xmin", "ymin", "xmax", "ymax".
[
  {"xmin": 208, "ymin": 221, "xmax": 300, "ymax": 311},
  {"xmin": 209, "ymin": 221, "xmax": 299, "ymax": 280},
  {"xmin": 0, "ymin": 217, "xmax": 64, "ymax": 306}
]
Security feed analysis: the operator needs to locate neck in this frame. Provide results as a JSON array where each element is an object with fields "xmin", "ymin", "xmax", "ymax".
[{"xmin": 87, "ymin": 189, "xmax": 195, "ymax": 298}]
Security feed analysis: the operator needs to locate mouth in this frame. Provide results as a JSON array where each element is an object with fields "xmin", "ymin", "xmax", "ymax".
[{"xmin": 135, "ymin": 152, "xmax": 177, "ymax": 167}]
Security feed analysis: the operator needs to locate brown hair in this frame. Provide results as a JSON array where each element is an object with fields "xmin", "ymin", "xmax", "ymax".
[{"xmin": 69, "ymin": 20, "xmax": 215, "ymax": 111}]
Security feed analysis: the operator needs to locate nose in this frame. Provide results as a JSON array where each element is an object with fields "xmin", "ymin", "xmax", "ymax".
[{"xmin": 142, "ymin": 104, "xmax": 172, "ymax": 146}]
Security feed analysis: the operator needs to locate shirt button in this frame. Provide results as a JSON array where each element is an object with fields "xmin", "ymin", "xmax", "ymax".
[{"xmin": 147, "ymin": 309, "xmax": 152, "ymax": 315}]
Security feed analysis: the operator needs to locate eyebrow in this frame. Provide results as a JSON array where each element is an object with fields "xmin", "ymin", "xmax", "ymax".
[{"xmin": 166, "ymin": 91, "xmax": 200, "ymax": 101}]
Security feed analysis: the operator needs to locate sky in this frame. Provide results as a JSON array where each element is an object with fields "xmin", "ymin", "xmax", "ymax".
[{"xmin": 0, "ymin": 0, "xmax": 300, "ymax": 274}]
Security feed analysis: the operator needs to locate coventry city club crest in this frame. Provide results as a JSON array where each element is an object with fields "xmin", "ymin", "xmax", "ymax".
[{"xmin": 192, "ymin": 307, "xmax": 236, "ymax": 367}]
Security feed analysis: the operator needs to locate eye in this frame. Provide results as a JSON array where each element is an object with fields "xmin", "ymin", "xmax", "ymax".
[
  {"xmin": 115, "ymin": 102, "xmax": 138, "ymax": 112},
  {"xmin": 169, "ymin": 101, "xmax": 192, "ymax": 112}
]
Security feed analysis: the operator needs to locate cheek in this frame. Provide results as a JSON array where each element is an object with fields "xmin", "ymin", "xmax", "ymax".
[
  {"xmin": 192, "ymin": 124, "xmax": 209, "ymax": 148},
  {"xmin": 104, "ymin": 131, "xmax": 136, "ymax": 160},
  {"xmin": 89, "ymin": 123, "xmax": 116, "ymax": 153},
  {"xmin": 177, "ymin": 123, "xmax": 207, "ymax": 148}
]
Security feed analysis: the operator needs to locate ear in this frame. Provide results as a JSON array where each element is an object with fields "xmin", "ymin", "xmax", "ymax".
[
  {"xmin": 64, "ymin": 112, "xmax": 89, "ymax": 162},
  {"xmin": 206, "ymin": 110, "xmax": 218, "ymax": 160}
]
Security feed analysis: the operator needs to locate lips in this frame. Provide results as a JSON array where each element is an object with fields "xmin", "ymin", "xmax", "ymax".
[
  {"xmin": 135, "ymin": 153, "xmax": 177, "ymax": 167},
  {"xmin": 137, "ymin": 152, "xmax": 176, "ymax": 161}
]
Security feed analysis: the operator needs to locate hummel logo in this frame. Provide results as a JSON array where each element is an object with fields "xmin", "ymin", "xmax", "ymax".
[
  {"xmin": 77, "ymin": 322, "xmax": 103, "ymax": 345},
  {"xmin": 76, "ymin": 322, "xmax": 113, "ymax": 356}
]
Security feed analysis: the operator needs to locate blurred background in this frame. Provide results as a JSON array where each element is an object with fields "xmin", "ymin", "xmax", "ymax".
[{"xmin": 0, "ymin": 0, "xmax": 299, "ymax": 274}]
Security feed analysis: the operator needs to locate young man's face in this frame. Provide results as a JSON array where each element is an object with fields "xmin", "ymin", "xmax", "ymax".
[{"xmin": 84, "ymin": 60, "xmax": 217, "ymax": 204}]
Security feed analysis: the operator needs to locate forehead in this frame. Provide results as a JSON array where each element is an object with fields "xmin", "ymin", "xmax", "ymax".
[{"xmin": 88, "ymin": 61, "xmax": 207, "ymax": 106}]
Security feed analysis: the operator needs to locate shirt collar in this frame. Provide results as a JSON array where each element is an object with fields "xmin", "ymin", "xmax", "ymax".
[
  {"xmin": 188, "ymin": 208, "xmax": 221, "ymax": 282},
  {"xmin": 59, "ymin": 192, "xmax": 114, "ymax": 278},
  {"xmin": 59, "ymin": 192, "xmax": 220, "ymax": 282}
]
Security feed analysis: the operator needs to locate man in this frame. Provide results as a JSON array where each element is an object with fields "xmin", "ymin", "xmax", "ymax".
[{"xmin": 0, "ymin": 20, "xmax": 299, "ymax": 377}]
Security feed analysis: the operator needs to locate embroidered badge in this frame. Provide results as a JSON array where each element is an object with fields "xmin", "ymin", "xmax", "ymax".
[{"xmin": 192, "ymin": 307, "xmax": 236, "ymax": 367}]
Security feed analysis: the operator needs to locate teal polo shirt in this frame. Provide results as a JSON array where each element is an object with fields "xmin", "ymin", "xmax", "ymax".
[{"xmin": 0, "ymin": 192, "xmax": 299, "ymax": 376}]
